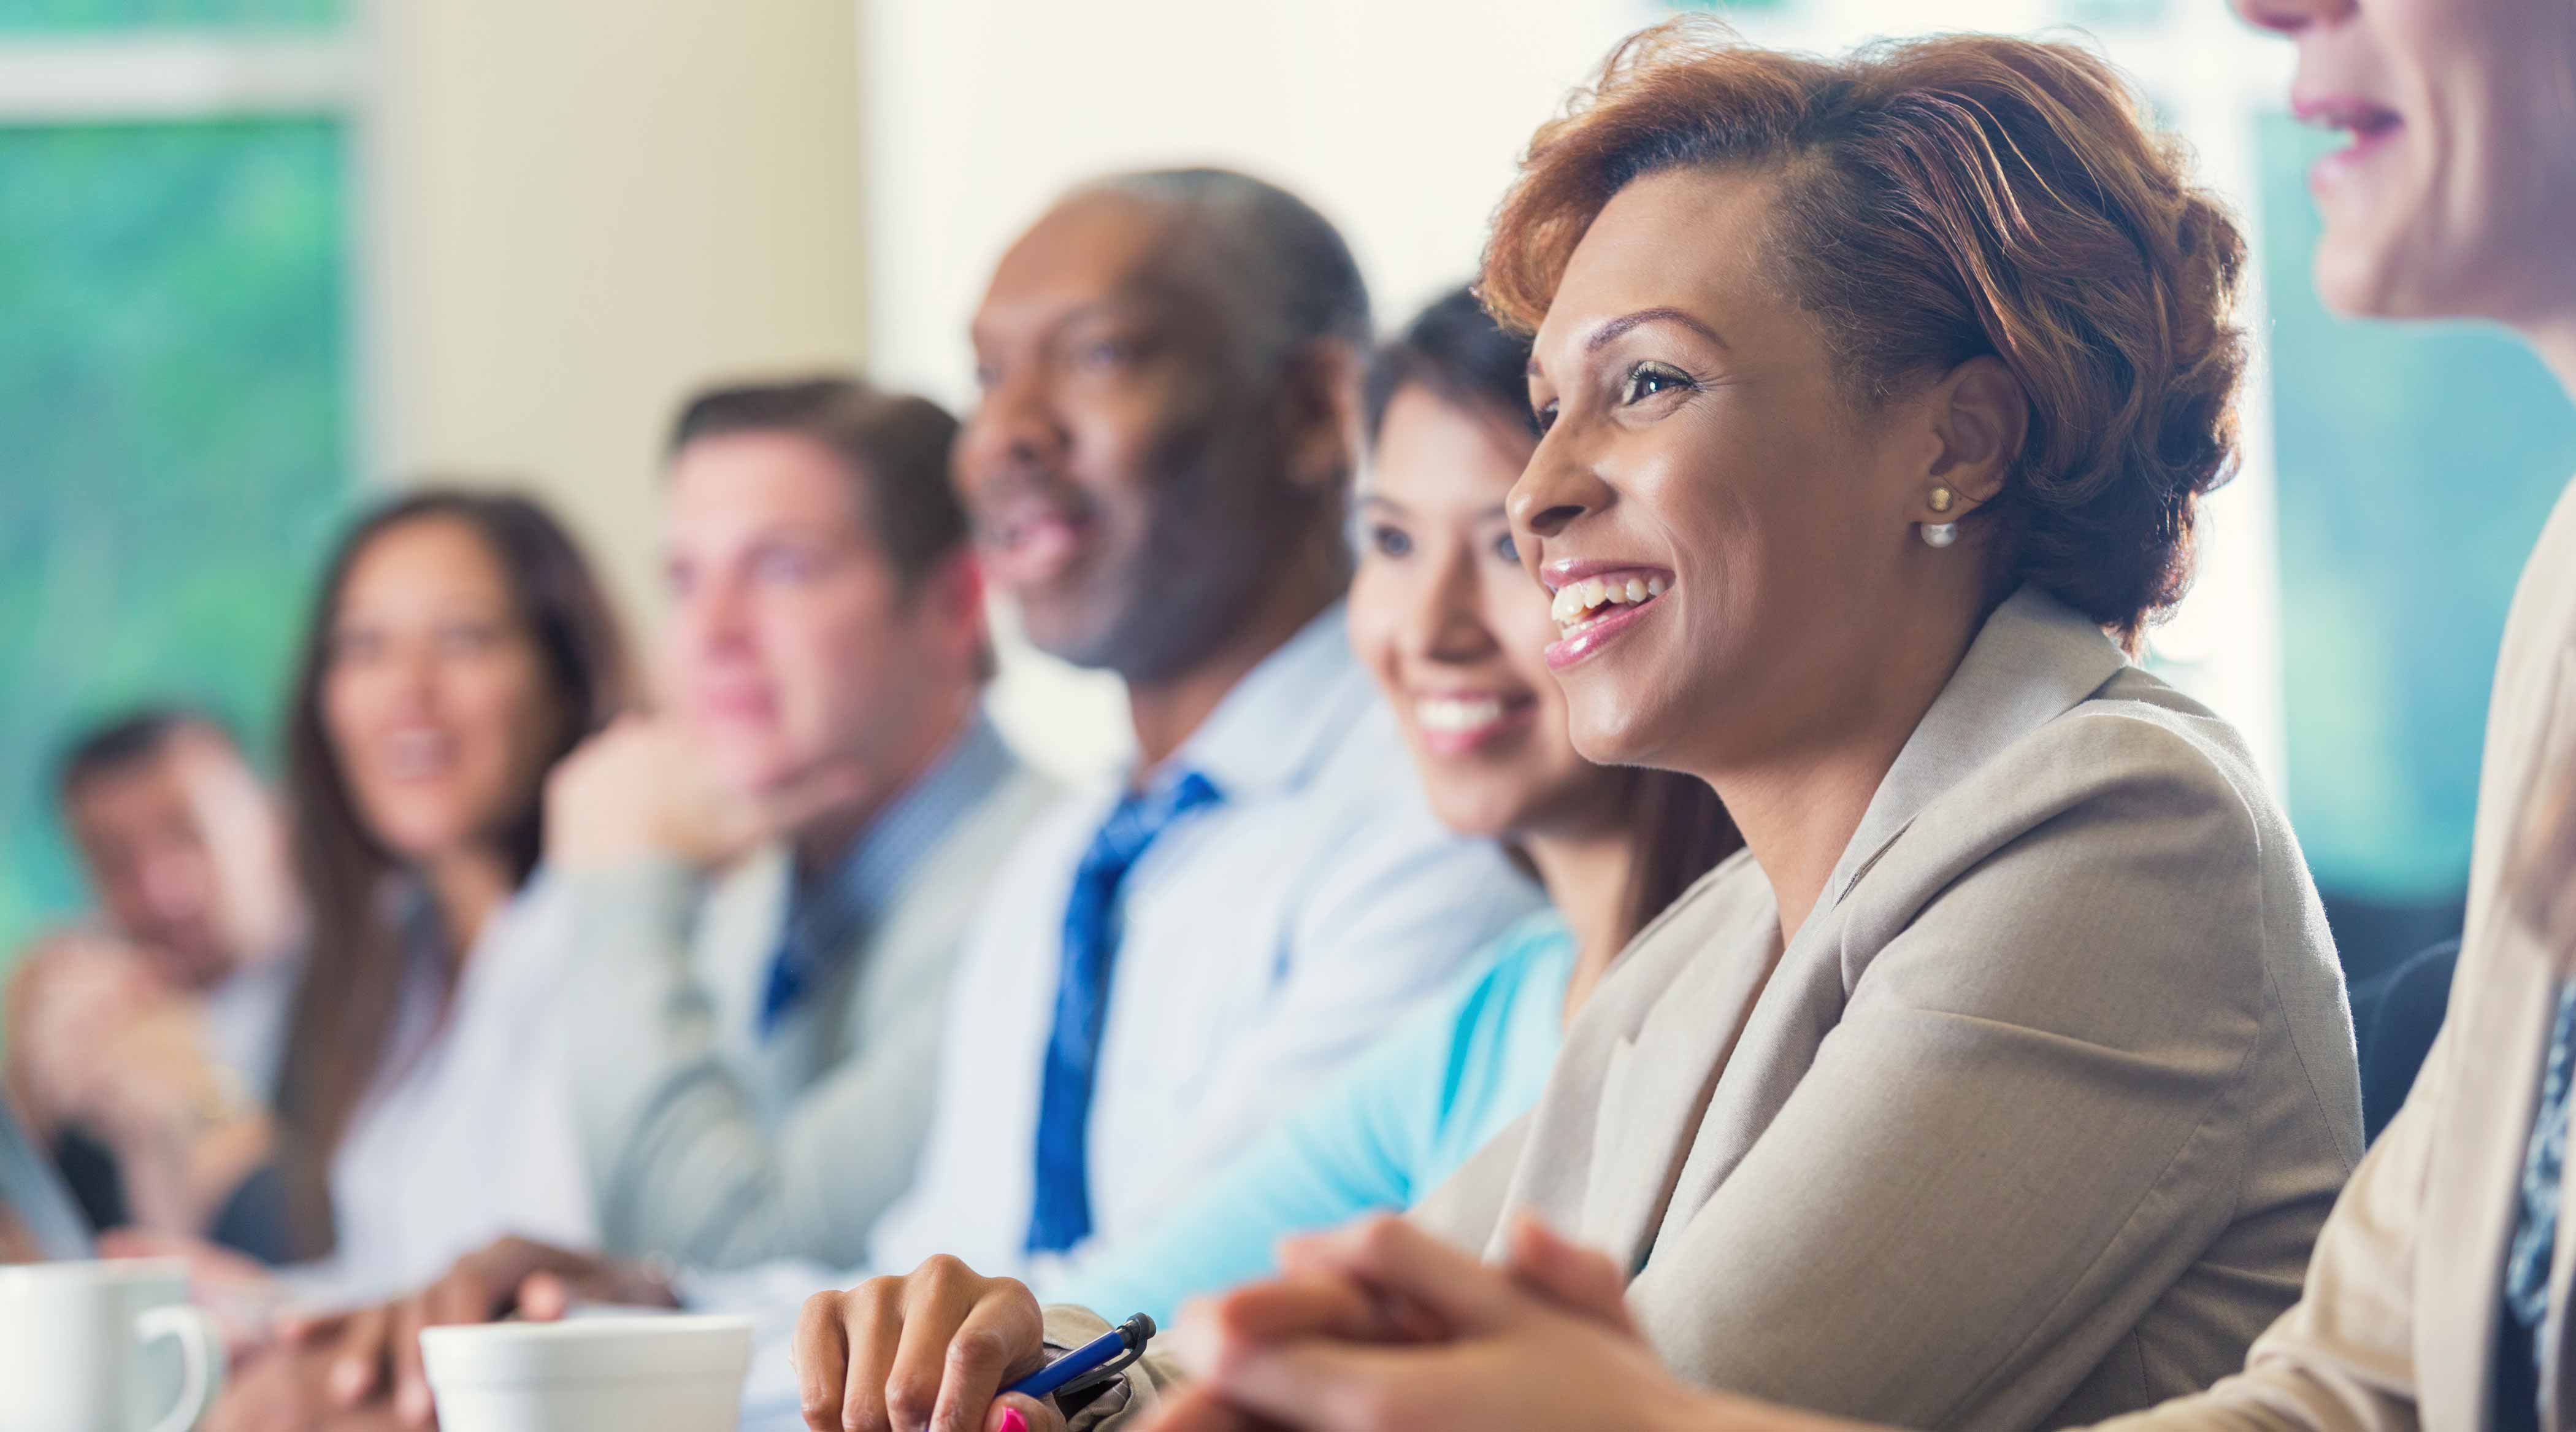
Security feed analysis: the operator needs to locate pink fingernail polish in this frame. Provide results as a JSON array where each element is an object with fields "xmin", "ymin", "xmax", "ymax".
[{"xmin": 999, "ymin": 1409, "xmax": 1030, "ymax": 1432}]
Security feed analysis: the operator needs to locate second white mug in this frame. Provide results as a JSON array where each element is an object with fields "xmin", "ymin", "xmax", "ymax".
[{"xmin": 421, "ymin": 1314, "xmax": 754, "ymax": 1432}]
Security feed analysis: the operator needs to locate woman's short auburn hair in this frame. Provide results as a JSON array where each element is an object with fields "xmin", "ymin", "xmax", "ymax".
[{"xmin": 1481, "ymin": 21, "xmax": 2248, "ymax": 644}]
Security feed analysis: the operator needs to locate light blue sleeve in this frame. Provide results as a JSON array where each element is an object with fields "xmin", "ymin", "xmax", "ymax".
[{"xmin": 1043, "ymin": 915, "xmax": 1574, "ymax": 1327}]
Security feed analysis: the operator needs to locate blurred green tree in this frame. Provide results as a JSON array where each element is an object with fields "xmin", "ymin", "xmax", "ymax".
[{"xmin": 0, "ymin": 117, "xmax": 350, "ymax": 965}]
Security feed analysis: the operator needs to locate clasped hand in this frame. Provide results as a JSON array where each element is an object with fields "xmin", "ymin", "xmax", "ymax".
[{"xmin": 1144, "ymin": 1213, "xmax": 1696, "ymax": 1432}]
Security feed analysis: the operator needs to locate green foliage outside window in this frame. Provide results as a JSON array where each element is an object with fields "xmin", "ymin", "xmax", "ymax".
[
  {"xmin": 0, "ymin": 117, "xmax": 352, "ymax": 961},
  {"xmin": 0, "ymin": 0, "xmax": 339, "ymax": 33}
]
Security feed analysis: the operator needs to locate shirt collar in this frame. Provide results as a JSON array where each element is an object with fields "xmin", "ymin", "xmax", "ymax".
[
  {"xmin": 1816, "ymin": 585, "xmax": 2133, "ymax": 915},
  {"xmin": 792, "ymin": 710, "xmax": 1019, "ymax": 939},
  {"xmin": 1151, "ymin": 599, "xmax": 1376, "ymax": 801}
]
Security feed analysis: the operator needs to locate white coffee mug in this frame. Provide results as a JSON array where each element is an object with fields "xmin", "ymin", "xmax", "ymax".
[
  {"xmin": 0, "ymin": 1258, "xmax": 224, "ymax": 1432},
  {"xmin": 421, "ymin": 1314, "xmax": 754, "ymax": 1432}
]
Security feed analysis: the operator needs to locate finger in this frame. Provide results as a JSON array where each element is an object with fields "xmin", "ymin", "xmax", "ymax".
[
  {"xmin": 278, "ymin": 1308, "xmax": 345, "ymax": 1345},
  {"xmin": 1277, "ymin": 1216, "xmax": 1522, "ymax": 1337},
  {"xmin": 1167, "ymin": 1272, "xmax": 1395, "ymax": 1388},
  {"xmin": 1132, "ymin": 1385, "xmax": 1267, "ymax": 1432},
  {"xmin": 328, "ymin": 1304, "xmax": 392, "ymax": 1406},
  {"xmin": 1230, "ymin": 1256, "xmax": 1437, "ymax": 1347},
  {"xmin": 984, "ymin": 1391, "xmax": 1067, "ymax": 1432},
  {"xmin": 390, "ymin": 1298, "xmax": 436, "ymax": 1428},
  {"xmin": 930, "ymin": 1287, "xmax": 1044, "ymax": 1432},
  {"xmin": 841, "ymin": 1279, "xmax": 911, "ymax": 1432},
  {"xmin": 1196, "ymin": 1336, "xmax": 1454, "ymax": 1432},
  {"xmin": 517, "ymin": 1271, "xmax": 574, "ymax": 1321},
  {"xmin": 885, "ymin": 1261, "xmax": 992, "ymax": 1432},
  {"xmin": 791, "ymin": 1282, "xmax": 890, "ymax": 1432},
  {"xmin": 794, "ymin": 1290, "xmax": 854, "ymax": 1432},
  {"xmin": 1500, "ymin": 1215, "xmax": 1638, "ymax": 1333}
]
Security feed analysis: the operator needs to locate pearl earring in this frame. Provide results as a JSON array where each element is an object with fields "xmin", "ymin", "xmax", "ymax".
[{"xmin": 1921, "ymin": 486, "xmax": 1958, "ymax": 548}]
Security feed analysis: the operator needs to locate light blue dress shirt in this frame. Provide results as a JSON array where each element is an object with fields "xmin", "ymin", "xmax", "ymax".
[
  {"xmin": 721, "ymin": 602, "xmax": 1544, "ymax": 1426},
  {"xmin": 1042, "ymin": 912, "xmax": 1575, "ymax": 1326},
  {"xmin": 861, "ymin": 601, "xmax": 1545, "ymax": 1280}
]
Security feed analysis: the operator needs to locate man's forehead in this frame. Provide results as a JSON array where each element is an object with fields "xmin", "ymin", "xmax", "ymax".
[
  {"xmin": 975, "ymin": 193, "xmax": 1230, "ymax": 338},
  {"xmin": 66, "ymin": 757, "xmax": 189, "ymax": 823}
]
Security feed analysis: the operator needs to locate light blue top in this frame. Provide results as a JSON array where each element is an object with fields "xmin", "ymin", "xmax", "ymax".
[{"xmin": 1042, "ymin": 911, "xmax": 1576, "ymax": 1327}]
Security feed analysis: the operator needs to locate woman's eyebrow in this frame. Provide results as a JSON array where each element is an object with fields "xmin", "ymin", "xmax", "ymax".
[{"xmin": 1585, "ymin": 307, "xmax": 1728, "ymax": 353}]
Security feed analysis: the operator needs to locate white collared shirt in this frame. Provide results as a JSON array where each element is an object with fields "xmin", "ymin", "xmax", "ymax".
[
  {"xmin": 862, "ymin": 602, "xmax": 1543, "ymax": 1282},
  {"xmin": 282, "ymin": 878, "xmax": 597, "ymax": 1307}
]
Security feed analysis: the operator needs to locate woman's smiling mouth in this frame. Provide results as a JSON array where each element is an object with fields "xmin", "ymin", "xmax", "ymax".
[{"xmin": 1541, "ymin": 563, "xmax": 1674, "ymax": 670}]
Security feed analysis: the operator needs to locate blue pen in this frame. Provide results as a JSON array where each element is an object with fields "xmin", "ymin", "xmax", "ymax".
[{"xmin": 1003, "ymin": 1314, "xmax": 1157, "ymax": 1401}]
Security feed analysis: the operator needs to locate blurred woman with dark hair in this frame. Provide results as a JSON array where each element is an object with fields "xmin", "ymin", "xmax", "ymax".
[{"xmin": 258, "ymin": 488, "xmax": 630, "ymax": 1298}]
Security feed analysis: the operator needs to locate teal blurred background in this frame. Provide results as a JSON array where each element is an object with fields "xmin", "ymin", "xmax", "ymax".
[{"xmin": 2, "ymin": 0, "xmax": 353, "ymax": 963}]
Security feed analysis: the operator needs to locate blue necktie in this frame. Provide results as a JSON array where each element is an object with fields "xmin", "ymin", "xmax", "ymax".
[
  {"xmin": 758, "ymin": 877, "xmax": 867, "ymax": 1040},
  {"xmin": 1025, "ymin": 769, "xmax": 1222, "ymax": 1255}
]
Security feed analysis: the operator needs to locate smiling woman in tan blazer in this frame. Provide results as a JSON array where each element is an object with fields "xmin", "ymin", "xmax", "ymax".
[
  {"xmin": 1137, "ymin": 2, "xmax": 2576, "ymax": 1431},
  {"xmin": 778, "ymin": 21, "xmax": 2364, "ymax": 1432}
]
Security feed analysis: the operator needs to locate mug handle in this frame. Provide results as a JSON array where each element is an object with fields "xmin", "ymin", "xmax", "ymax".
[{"xmin": 135, "ymin": 1304, "xmax": 227, "ymax": 1432}]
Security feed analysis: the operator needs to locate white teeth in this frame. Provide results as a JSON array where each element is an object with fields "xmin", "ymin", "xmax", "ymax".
[
  {"xmin": 1417, "ymin": 696, "xmax": 1509, "ymax": 734},
  {"xmin": 1548, "ymin": 573, "xmax": 1672, "ymax": 635}
]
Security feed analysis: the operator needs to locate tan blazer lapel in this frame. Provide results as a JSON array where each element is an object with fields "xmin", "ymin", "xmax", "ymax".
[
  {"xmin": 2419, "ymin": 929, "xmax": 2552, "ymax": 1428},
  {"xmin": 2431, "ymin": 644, "xmax": 2576, "ymax": 1428},
  {"xmin": 1579, "ymin": 889, "xmax": 1787, "ymax": 1275},
  {"xmin": 1473, "ymin": 857, "xmax": 1760, "ymax": 1265},
  {"xmin": 2509, "ymin": 654, "xmax": 2576, "ymax": 1428},
  {"xmin": 1474, "ymin": 903, "xmax": 1696, "ymax": 1261}
]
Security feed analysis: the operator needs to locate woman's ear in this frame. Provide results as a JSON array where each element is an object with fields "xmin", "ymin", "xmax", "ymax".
[
  {"xmin": 1278, "ymin": 338, "xmax": 1365, "ymax": 497},
  {"xmin": 1928, "ymin": 355, "xmax": 2026, "ymax": 506}
]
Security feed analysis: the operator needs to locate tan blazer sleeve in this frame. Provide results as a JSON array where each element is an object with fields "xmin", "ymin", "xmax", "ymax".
[
  {"xmin": 1624, "ymin": 717, "xmax": 2325, "ymax": 1429},
  {"xmin": 2091, "ymin": 1025, "xmax": 2440, "ymax": 1432}
]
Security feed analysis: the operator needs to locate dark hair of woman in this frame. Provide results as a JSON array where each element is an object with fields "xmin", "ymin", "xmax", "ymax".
[
  {"xmin": 1366, "ymin": 285, "xmax": 1744, "ymax": 944},
  {"xmin": 271, "ymin": 487, "xmax": 631, "ymax": 1253}
]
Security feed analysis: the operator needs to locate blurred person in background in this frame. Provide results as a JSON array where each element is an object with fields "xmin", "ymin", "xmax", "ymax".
[
  {"xmin": 542, "ymin": 377, "xmax": 1053, "ymax": 1272},
  {"xmin": 240, "ymin": 375, "xmax": 1057, "ymax": 1428},
  {"xmin": 234, "ymin": 488, "xmax": 631, "ymax": 1304},
  {"xmin": 1129, "ymin": 1, "xmax": 2576, "ymax": 1430},
  {"xmin": 4, "ymin": 709, "xmax": 301, "ymax": 1257}
]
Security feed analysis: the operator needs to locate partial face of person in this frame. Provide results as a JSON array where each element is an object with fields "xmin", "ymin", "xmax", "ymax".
[
  {"xmin": 663, "ymin": 432, "xmax": 972, "ymax": 799},
  {"xmin": 62, "ymin": 738, "xmax": 240, "ymax": 987},
  {"xmin": 1513, "ymin": 167, "xmax": 1945, "ymax": 773},
  {"xmin": 956, "ymin": 192, "xmax": 1310, "ymax": 681},
  {"xmin": 321, "ymin": 516, "xmax": 565, "ymax": 864},
  {"xmin": 1349, "ymin": 385, "xmax": 1614, "ymax": 841},
  {"xmin": 2234, "ymin": 0, "xmax": 2576, "ymax": 323}
]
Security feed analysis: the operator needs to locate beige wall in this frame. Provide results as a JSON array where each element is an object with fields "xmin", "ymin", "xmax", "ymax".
[{"xmin": 363, "ymin": 0, "xmax": 871, "ymax": 644}]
